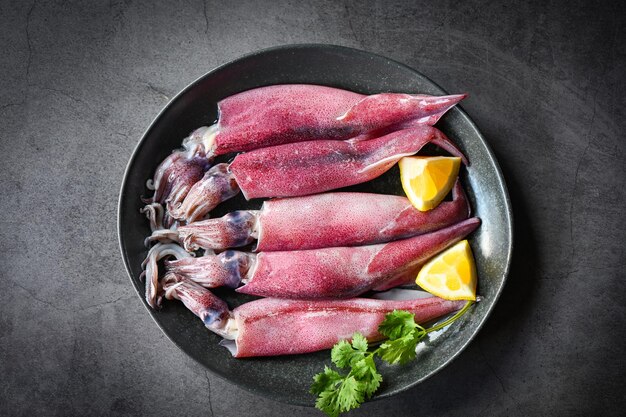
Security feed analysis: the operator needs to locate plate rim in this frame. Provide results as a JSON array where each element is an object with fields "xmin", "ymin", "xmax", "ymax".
[{"xmin": 117, "ymin": 43, "xmax": 514, "ymax": 405}]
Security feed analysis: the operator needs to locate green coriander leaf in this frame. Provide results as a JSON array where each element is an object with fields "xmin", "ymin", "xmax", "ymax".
[
  {"xmin": 331, "ymin": 333, "xmax": 369, "ymax": 368},
  {"xmin": 364, "ymin": 370, "xmax": 383, "ymax": 398},
  {"xmin": 362, "ymin": 371, "xmax": 383, "ymax": 398},
  {"xmin": 351, "ymin": 356, "xmax": 374, "ymax": 379},
  {"xmin": 313, "ymin": 306, "xmax": 476, "ymax": 413},
  {"xmin": 315, "ymin": 388, "xmax": 341, "ymax": 417},
  {"xmin": 331, "ymin": 340, "xmax": 355, "ymax": 369},
  {"xmin": 378, "ymin": 310, "xmax": 418, "ymax": 340},
  {"xmin": 351, "ymin": 333, "xmax": 368, "ymax": 353},
  {"xmin": 352, "ymin": 356, "xmax": 382, "ymax": 398},
  {"xmin": 378, "ymin": 332, "xmax": 422, "ymax": 365},
  {"xmin": 336, "ymin": 375, "xmax": 364, "ymax": 412},
  {"xmin": 311, "ymin": 366, "xmax": 343, "ymax": 395}
]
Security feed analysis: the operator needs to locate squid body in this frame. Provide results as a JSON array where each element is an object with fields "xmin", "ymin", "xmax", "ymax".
[
  {"xmin": 212, "ymin": 84, "xmax": 466, "ymax": 153},
  {"xmin": 170, "ymin": 125, "xmax": 466, "ymax": 222},
  {"xmin": 162, "ymin": 275, "xmax": 465, "ymax": 358},
  {"xmin": 149, "ymin": 179, "xmax": 469, "ymax": 252}
]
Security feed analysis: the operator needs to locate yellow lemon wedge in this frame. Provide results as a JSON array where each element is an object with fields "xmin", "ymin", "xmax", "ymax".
[
  {"xmin": 416, "ymin": 239, "xmax": 477, "ymax": 301},
  {"xmin": 399, "ymin": 156, "xmax": 461, "ymax": 211}
]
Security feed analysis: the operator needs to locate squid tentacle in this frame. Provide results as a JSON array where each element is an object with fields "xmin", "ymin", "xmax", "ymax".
[
  {"xmin": 178, "ymin": 210, "xmax": 258, "ymax": 251},
  {"xmin": 140, "ymin": 203, "xmax": 166, "ymax": 233},
  {"xmin": 165, "ymin": 250, "xmax": 252, "ymax": 289},
  {"xmin": 140, "ymin": 243, "xmax": 193, "ymax": 308},
  {"xmin": 144, "ymin": 228, "xmax": 180, "ymax": 246},
  {"xmin": 162, "ymin": 274, "xmax": 236, "ymax": 340},
  {"xmin": 168, "ymin": 163, "xmax": 240, "ymax": 222},
  {"xmin": 142, "ymin": 126, "xmax": 216, "ymax": 209}
]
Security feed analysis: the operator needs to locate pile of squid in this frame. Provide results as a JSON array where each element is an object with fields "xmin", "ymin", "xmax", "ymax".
[{"xmin": 140, "ymin": 84, "xmax": 479, "ymax": 358}]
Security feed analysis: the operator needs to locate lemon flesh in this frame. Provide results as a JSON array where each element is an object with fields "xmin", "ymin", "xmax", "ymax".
[
  {"xmin": 399, "ymin": 156, "xmax": 461, "ymax": 211},
  {"xmin": 416, "ymin": 239, "xmax": 477, "ymax": 301}
]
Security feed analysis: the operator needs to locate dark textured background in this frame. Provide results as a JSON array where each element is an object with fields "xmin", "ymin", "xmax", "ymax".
[{"xmin": 1, "ymin": 1, "xmax": 624, "ymax": 416}]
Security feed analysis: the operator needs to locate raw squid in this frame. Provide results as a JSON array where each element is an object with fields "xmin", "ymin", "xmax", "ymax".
[
  {"xmin": 170, "ymin": 125, "xmax": 466, "ymax": 222},
  {"xmin": 160, "ymin": 218, "xmax": 480, "ymax": 303},
  {"xmin": 143, "ymin": 126, "xmax": 215, "ymax": 214},
  {"xmin": 162, "ymin": 274, "xmax": 465, "ymax": 358},
  {"xmin": 148, "ymin": 180, "xmax": 469, "ymax": 252},
  {"xmin": 210, "ymin": 84, "xmax": 466, "ymax": 154},
  {"xmin": 140, "ymin": 243, "xmax": 192, "ymax": 308}
]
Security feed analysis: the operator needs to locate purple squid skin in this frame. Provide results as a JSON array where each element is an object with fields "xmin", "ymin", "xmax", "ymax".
[
  {"xmin": 214, "ymin": 84, "xmax": 466, "ymax": 154},
  {"xmin": 255, "ymin": 179, "xmax": 470, "ymax": 251},
  {"xmin": 230, "ymin": 125, "xmax": 467, "ymax": 200},
  {"xmin": 230, "ymin": 296, "xmax": 465, "ymax": 357},
  {"xmin": 172, "ymin": 179, "xmax": 469, "ymax": 252}
]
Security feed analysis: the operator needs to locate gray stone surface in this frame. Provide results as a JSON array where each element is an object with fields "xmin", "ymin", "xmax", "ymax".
[{"xmin": 0, "ymin": 0, "xmax": 624, "ymax": 416}]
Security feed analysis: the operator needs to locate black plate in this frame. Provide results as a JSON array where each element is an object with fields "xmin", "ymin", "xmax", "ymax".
[{"xmin": 118, "ymin": 44, "xmax": 513, "ymax": 406}]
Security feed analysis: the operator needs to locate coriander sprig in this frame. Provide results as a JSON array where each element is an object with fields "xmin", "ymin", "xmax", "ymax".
[{"xmin": 311, "ymin": 301, "xmax": 474, "ymax": 417}]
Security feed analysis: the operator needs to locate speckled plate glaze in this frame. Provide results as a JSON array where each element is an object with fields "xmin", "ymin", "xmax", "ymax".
[{"xmin": 118, "ymin": 44, "xmax": 513, "ymax": 406}]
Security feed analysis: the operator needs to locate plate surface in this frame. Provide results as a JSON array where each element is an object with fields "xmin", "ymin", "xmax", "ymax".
[{"xmin": 118, "ymin": 44, "xmax": 512, "ymax": 406}]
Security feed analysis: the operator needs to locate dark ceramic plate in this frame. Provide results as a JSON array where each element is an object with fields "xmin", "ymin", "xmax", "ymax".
[{"xmin": 118, "ymin": 44, "xmax": 512, "ymax": 406}]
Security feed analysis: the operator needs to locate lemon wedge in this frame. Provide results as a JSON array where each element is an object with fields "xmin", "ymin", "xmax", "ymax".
[
  {"xmin": 399, "ymin": 156, "xmax": 461, "ymax": 211},
  {"xmin": 416, "ymin": 239, "xmax": 477, "ymax": 301}
]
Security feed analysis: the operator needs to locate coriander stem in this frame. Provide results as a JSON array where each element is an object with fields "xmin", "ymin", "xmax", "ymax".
[{"xmin": 425, "ymin": 300, "xmax": 474, "ymax": 334}]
